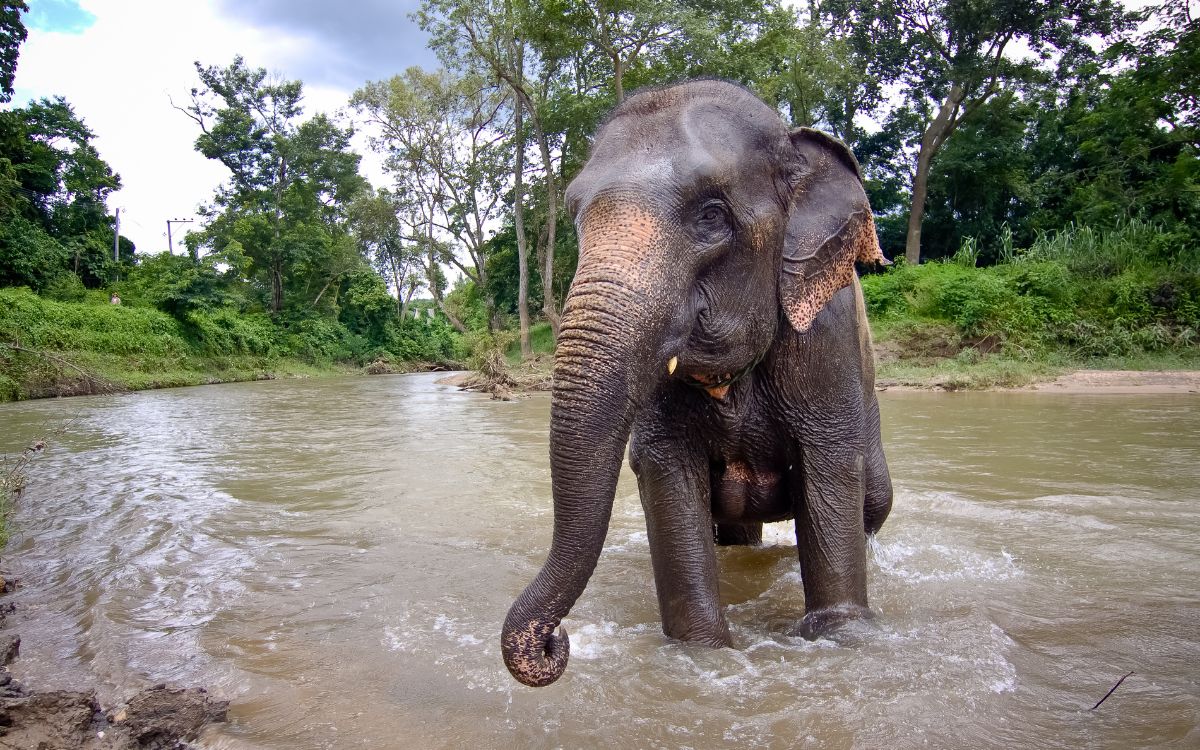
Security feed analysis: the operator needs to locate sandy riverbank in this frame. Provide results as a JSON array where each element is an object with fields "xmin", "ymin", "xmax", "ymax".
[{"xmin": 439, "ymin": 368, "xmax": 1200, "ymax": 396}]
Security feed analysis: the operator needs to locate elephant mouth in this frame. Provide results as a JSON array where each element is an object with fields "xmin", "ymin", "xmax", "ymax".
[{"xmin": 680, "ymin": 362, "xmax": 759, "ymax": 400}]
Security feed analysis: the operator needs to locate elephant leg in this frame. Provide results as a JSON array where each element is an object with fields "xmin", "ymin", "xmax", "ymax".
[
  {"xmin": 635, "ymin": 442, "xmax": 731, "ymax": 646},
  {"xmin": 863, "ymin": 441, "xmax": 892, "ymax": 536},
  {"xmin": 792, "ymin": 447, "xmax": 871, "ymax": 639},
  {"xmin": 714, "ymin": 522, "xmax": 763, "ymax": 546},
  {"xmin": 862, "ymin": 393, "xmax": 893, "ymax": 535}
]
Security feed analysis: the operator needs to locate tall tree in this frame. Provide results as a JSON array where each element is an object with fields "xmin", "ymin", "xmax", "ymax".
[
  {"xmin": 827, "ymin": 0, "xmax": 1129, "ymax": 263},
  {"xmin": 179, "ymin": 57, "xmax": 367, "ymax": 314},
  {"xmin": 0, "ymin": 97, "xmax": 127, "ymax": 289},
  {"xmin": 419, "ymin": 0, "xmax": 565, "ymax": 339},
  {"xmin": 549, "ymin": 0, "xmax": 690, "ymax": 105},
  {"xmin": 1022, "ymin": 1, "xmax": 1199, "ymax": 239},
  {"xmin": 353, "ymin": 67, "xmax": 509, "ymax": 332},
  {"xmin": 350, "ymin": 188, "xmax": 426, "ymax": 322},
  {"xmin": 0, "ymin": 0, "xmax": 27, "ymax": 103}
]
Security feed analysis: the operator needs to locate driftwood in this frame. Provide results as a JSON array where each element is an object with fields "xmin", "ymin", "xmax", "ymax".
[
  {"xmin": 2, "ymin": 343, "xmax": 121, "ymax": 397},
  {"xmin": 1090, "ymin": 671, "xmax": 1134, "ymax": 710}
]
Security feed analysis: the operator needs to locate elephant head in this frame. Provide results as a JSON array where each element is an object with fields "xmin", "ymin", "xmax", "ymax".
[{"xmin": 501, "ymin": 79, "xmax": 886, "ymax": 687}]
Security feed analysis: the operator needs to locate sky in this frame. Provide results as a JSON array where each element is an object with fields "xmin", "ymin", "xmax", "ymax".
[
  {"xmin": 9, "ymin": 0, "xmax": 1157, "ymax": 257},
  {"xmin": 10, "ymin": 0, "xmax": 437, "ymax": 254}
]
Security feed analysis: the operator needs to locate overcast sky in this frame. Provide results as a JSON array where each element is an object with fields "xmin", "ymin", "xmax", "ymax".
[
  {"xmin": 8, "ymin": 0, "xmax": 1154, "ymax": 257},
  {"xmin": 10, "ymin": 0, "xmax": 437, "ymax": 254}
]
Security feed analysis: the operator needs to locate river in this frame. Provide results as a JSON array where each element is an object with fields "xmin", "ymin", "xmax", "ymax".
[{"xmin": 0, "ymin": 373, "xmax": 1196, "ymax": 749}]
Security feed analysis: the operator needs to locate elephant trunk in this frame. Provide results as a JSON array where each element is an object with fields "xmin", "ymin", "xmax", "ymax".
[{"xmin": 502, "ymin": 199, "xmax": 669, "ymax": 687}]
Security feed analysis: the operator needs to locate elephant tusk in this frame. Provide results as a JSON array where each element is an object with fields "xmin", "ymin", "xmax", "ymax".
[{"xmin": 667, "ymin": 356, "xmax": 678, "ymax": 375}]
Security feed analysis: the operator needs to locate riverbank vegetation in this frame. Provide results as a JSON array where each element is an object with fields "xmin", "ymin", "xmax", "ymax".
[{"xmin": 0, "ymin": 1, "xmax": 1196, "ymax": 401}]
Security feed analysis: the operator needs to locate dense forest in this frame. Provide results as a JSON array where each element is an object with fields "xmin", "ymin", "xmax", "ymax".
[{"xmin": 0, "ymin": 0, "xmax": 1197, "ymax": 399}]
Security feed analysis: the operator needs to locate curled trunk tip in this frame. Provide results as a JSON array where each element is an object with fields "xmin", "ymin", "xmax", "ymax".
[{"xmin": 501, "ymin": 619, "xmax": 570, "ymax": 688}]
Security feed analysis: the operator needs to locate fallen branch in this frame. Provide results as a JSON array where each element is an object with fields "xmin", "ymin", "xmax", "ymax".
[
  {"xmin": 1090, "ymin": 671, "xmax": 1134, "ymax": 710},
  {"xmin": 3, "ymin": 343, "xmax": 121, "ymax": 396},
  {"xmin": 5, "ymin": 343, "xmax": 92, "ymax": 377}
]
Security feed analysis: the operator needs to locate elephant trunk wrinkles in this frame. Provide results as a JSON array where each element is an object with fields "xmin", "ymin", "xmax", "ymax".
[{"xmin": 502, "ymin": 200, "xmax": 668, "ymax": 687}]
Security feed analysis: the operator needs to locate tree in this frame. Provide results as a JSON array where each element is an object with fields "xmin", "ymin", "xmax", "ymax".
[
  {"xmin": 0, "ymin": 1, "xmax": 27, "ymax": 103},
  {"xmin": 1021, "ymin": 1, "xmax": 1199, "ymax": 240},
  {"xmin": 827, "ymin": 0, "xmax": 1129, "ymax": 263},
  {"xmin": 546, "ymin": 0, "xmax": 692, "ymax": 105},
  {"xmin": 353, "ymin": 67, "xmax": 510, "ymax": 333},
  {"xmin": 419, "ymin": 0, "xmax": 565, "ymax": 340},
  {"xmin": 179, "ymin": 57, "xmax": 367, "ymax": 314},
  {"xmin": 350, "ymin": 188, "xmax": 426, "ymax": 322},
  {"xmin": 0, "ymin": 97, "xmax": 128, "ymax": 289},
  {"xmin": 761, "ymin": 4, "xmax": 881, "ymax": 147}
]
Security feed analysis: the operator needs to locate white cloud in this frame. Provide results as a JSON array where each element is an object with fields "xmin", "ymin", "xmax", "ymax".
[{"xmin": 11, "ymin": 0, "xmax": 416, "ymax": 254}]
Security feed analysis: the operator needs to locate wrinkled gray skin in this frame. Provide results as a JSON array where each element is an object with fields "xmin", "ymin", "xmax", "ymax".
[{"xmin": 502, "ymin": 80, "xmax": 893, "ymax": 687}]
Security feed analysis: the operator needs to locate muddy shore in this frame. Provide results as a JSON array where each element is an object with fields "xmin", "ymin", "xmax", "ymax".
[
  {"xmin": 439, "ymin": 368, "xmax": 1200, "ymax": 396},
  {"xmin": 0, "ymin": 571, "xmax": 228, "ymax": 749}
]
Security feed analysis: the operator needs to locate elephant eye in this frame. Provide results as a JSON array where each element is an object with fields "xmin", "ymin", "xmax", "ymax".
[{"xmin": 695, "ymin": 200, "xmax": 731, "ymax": 239}]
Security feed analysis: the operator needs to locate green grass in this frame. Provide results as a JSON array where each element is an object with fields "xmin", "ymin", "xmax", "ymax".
[
  {"xmin": 875, "ymin": 352, "xmax": 1063, "ymax": 390},
  {"xmin": 505, "ymin": 322, "xmax": 556, "ymax": 365},
  {"xmin": 861, "ymin": 221, "xmax": 1199, "ymax": 378},
  {"xmin": 0, "ymin": 287, "xmax": 392, "ymax": 402}
]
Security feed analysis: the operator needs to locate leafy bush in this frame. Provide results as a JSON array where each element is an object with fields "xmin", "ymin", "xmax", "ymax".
[
  {"xmin": 183, "ymin": 309, "xmax": 280, "ymax": 357},
  {"xmin": 0, "ymin": 287, "xmax": 190, "ymax": 357},
  {"xmin": 42, "ymin": 273, "xmax": 88, "ymax": 302},
  {"xmin": 384, "ymin": 318, "xmax": 465, "ymax": 363},
  {"xmin": 863, "ymin": 221, "xmax": 1200, "ymax": 360},
  {"xmin": 0, "ymin": 218, "xmax": 69, "ymax": 291}
]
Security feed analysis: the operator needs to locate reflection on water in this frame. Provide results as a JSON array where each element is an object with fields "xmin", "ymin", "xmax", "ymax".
[{"xmin": 0, "ymin": 375, "xmax": 1197, "ymax": 749}]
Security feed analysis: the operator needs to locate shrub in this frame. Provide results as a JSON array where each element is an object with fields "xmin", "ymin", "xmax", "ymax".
[{"xmin": 42, "ymin": 273, "xmax": 88, "ymax": 302}]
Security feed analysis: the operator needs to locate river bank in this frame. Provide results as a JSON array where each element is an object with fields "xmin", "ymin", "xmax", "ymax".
[
  {"xmin": 0, "ymin": 562, "xmax": 228, "ymax": 748},
  {"xmin": 438, "ymin": 357, "xmax": 1200, "ymax": 397},
  {"xmin": 0, "ymin": 346, "xmax": 461, "ymax": 403}
]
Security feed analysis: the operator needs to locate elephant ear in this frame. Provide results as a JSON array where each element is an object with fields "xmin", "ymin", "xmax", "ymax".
[{"xmin": 780, "ymin": 128, "xmax": 889, "ymax": 333}]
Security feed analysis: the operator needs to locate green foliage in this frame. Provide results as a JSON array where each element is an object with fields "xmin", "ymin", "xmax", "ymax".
[
  {"xmin": 443, "ymin": 278, "xmax": 491, "ymax": 332},
  {"xmin": 186, "ymin": 57, "xmax": 367, "ymax": 314},
  {"xmin": 42, "ymin": 272, "xmax": 87, "ymax": 302},
  {"xmin": 0, "ymin": 216, "xmax": 68, "ymax": 289},
  {"xmin": 383, "ymin": 318, "xmax": 466, "ymax": 362},
  {"xmin": 182, "ymin": 308, "xmax": 278, "ymax": 357},
  {"xmin": 0, "ymin": 1, "xmax": 27, "ymax": 103},
  {"xmin": 0, "ymin": 286, "xmax": 189, "ymax": 357},
  {"xmin": 0, "ymin": 97, "xmax": 131, "ymax": 288},
  {"xmin": 118, "ymin": 251, "xmax": 236, "ymax": 315},
  {"xmin": 864, "ymin": 221, "xmax": 1200, "ymax": 359},
  {"xmin": 504, "ymin": 321, "xmax": 554, "ymax": 363}
]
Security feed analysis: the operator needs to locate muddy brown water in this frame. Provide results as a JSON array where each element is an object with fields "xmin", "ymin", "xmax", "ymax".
[{"xmin": 0, "ymin": 373, "xmax": 1196, "ymax": 749}]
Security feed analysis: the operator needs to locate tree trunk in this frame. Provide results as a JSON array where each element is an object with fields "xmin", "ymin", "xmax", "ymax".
[
  {"xmin": 613, "ymin": 56, "xmax": 624, "ymax": 104},
  {"xmin": 424, "ymin": 217, "xmax": 467, "ymax": 334},
  {"xmin": 513, "ymin": 94, "xmax": 532, "ymax": 360},
  {"xmin": 388, "ymin": 253, "xmax": 403, "ymax": 317},
  {"xmin": 401, "ymin": 283, "xmax": 416, "ymax": 322},
  {"xmin": 905, "ymin": 85, "xmax": 965, "ymax": 264},
  {"xmin": 536, "ymin": 127, "xmax": 561, "ymax": 339},
  {"xmin": 437, "ymin": 299, "xmax": 469, "ymax": 332},
  {"xmin": 271, "ymin": 256, "xmax": 284, "ymax": 313}
]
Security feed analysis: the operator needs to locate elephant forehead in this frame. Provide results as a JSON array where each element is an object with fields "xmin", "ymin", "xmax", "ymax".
[{"xmin": 573, "ymin": 103, "xmax": 779, "ymax": 211}]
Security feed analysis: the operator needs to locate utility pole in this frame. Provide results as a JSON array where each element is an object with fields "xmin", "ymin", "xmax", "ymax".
[
  {"xmin": 166, "ymin": 217, "xmax": 194, "ymax": 255},
  {"xmin": 112, "ymin": 207, "xmax": 121, "ymax": 282}
]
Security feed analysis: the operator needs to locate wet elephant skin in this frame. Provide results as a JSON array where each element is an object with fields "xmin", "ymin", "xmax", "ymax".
[{"xmin": 502, "ymin": 79, "xmax": 892, "ymax": 687}]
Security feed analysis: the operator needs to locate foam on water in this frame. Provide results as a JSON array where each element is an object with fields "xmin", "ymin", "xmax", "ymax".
[{"xmin": 870, "ymin": 536, "xmax": 1023, "ymax": 583}]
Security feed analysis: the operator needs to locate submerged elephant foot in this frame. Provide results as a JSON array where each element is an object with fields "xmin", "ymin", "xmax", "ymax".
[{"xmin": 793, "ymin": 604, "xmax": 875, "ymax": 641}]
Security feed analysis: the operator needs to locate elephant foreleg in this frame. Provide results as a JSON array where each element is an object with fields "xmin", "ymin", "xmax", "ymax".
[
  {"xmin": 634, "ymin": 441, "xmax": 732, "ymax": 646},
  {"xmin": 792, "ymin": 447, "xmax": 871, "ymax": 639}
]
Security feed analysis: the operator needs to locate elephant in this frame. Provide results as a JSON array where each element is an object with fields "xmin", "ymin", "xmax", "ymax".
[{"xmin": 501, "ymin": 79, "xmax": 893, "ymax": 688}]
